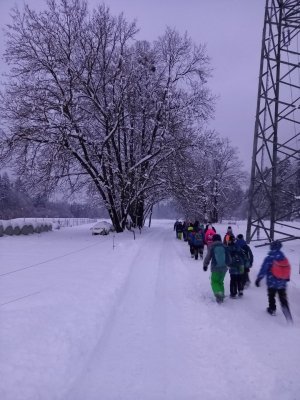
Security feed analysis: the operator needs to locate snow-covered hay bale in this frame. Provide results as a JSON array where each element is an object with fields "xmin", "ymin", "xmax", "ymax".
[
  {"xmin": 43, "ymin": 223, "xmax": 51, "ymax": 232},
  {"xmin": 34, "ymin": 225, "xmax": 42, "ymax": 233},
  {"xmin": 21, "ymin": 224, "xmax": 34, "ymax": 235},
  {"xmin": 4, "ymin": 224, "xmax": 14, "ymax": 236},
  {"xmin": 13, "ymin": 226, "xmax": 21, "ymax": 235},
  {"xmin": 43, "ymin": 223, "xmax": 52, "ymax": 232}
]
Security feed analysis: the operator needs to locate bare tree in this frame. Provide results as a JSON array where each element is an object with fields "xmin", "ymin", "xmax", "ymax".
[
  {"xmin": 169, "ymin": 133, "xmax": 246, "ymax": 222},
  {"xmin": 0, "ymin": 0, "xmax": 213, "ymax": 231}
]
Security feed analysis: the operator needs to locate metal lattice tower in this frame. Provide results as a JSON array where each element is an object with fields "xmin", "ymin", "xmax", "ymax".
[{"xmin": 246, "ymin": 0, "xmax": 300, "ymax": 244}]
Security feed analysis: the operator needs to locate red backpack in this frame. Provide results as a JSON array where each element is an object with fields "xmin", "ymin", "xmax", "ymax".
[{"xmin": 271, "ymin": 258, "xmax": 291, "ymax": 280}]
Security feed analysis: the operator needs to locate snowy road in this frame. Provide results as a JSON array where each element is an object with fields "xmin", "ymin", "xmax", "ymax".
[{"xmin": 1, "ymin": 220, "xmax": 300, "ymax": 400}]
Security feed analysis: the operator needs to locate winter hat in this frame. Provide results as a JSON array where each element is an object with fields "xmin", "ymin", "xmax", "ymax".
[
  {"xmin": 270, "ymin": 240, "xmax": 282, "ymax": 251},
  {"xmin": 212, "ymin": 234, "xmax": 221, "ymax": 242},
  {"xmin": 227, "ymin": 226, "xmax": 232, "ymax": 231},
  {"xmin": 237, "ymin": 234, "xmax": 244, "ymax": 240}
]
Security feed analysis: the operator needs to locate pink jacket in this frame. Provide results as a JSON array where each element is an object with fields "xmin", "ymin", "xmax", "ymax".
[{"xmin": 205, "ymin": 229, "xmax": 215, "ymax": 245}]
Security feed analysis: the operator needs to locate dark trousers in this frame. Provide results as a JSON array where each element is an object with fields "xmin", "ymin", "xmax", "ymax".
[
  {"xmin": 242, "ymin": 268, "xmax": 251, "ymax": 288},
  {"xmin": 193, "ymin": 245, "xmax": 204, "ymax": 260},
  {"xmin": 267, "ymin": 288, "xmax": 293, "ymax": 322},
  {"xmin": 230, "ymin": 274, "xmax": 243, "ymax": 296},
  {"xmin": 189, "ymin": 244, "xmax": 194, "ymax": 256}
]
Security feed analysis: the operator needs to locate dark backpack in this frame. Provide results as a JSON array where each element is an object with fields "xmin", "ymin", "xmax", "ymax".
[
  {"xmin": 241, "ymin": 246, "xmax": 251, "ymax": 268},
  {"xmin": 271, "ymin": 258, "xmax": 291, "ymax": 280},
  {"xmin": 231, "ymin": 251, "xmax": 243, "ymax": 267},
  {"xmin": 192, "ymin": 232, "xmax": 204, "ymax": 246}
]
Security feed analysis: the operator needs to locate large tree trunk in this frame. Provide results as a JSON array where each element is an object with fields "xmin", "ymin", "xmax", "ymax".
[
  {"xmin": 107, "ymin": 208, "xmax": 123, "ymax": 232},
  {"xmin": 129, "ymin": 197, "xmax": 145, "ymax": 229}
]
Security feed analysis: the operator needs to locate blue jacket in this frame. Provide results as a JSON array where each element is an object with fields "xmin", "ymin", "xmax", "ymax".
[{"xmin": 257, "ymin": 249, "xmax": 288, "ymax": 289}]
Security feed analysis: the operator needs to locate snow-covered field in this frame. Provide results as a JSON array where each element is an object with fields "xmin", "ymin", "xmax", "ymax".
[{"xmin": 0, "ymin": 220, "xmax": 299, "ymax": 400}]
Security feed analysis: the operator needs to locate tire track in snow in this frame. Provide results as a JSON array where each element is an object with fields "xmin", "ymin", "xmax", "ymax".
[{"xmin": 65, "ymin": 227, "xmax": 168, "ymax": 400}]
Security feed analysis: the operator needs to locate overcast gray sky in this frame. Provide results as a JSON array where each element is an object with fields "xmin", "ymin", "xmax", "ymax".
[{"xmin": 0, "ymin": 0, "xmax": 265, "ymax": 171}]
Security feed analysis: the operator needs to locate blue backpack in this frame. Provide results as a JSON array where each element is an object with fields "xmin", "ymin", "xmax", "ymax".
[{"xmin": 192, "ymin": 231, "xmax": 204, "ymax": 246}]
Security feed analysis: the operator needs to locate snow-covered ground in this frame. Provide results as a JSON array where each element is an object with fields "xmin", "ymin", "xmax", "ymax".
[{"xmin": 0, "ymin": 220, "xmax": 299, "ymax": 400}]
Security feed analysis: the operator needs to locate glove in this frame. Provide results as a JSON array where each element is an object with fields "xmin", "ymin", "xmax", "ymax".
[
  {"xmin": 203, "ymin": 266, "xmax": 208, "ymax": 272},
  {"xmin": 255, "ymin": 278, "xmax": 261, "ymax": 287}
]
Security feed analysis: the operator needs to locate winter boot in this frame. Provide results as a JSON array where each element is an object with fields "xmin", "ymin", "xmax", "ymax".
[
  {"xmin": 215, "ymin": 293, "xmax": 224, "ymax": 304},
  {"xmin": 266, "ymin": 307, "xmax": 276, "ymax": 316}
]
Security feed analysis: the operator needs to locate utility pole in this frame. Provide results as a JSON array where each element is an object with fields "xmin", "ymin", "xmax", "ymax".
[{"xmin": 247, "ymin": 0, "xmax": 300, "ymax": 244}]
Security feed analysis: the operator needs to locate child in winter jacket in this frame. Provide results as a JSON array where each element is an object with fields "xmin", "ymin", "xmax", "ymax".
[
  {"xmin": 189, "ymin": 224, "xmax": 205, "ymax": 260},
  {"xmin": 203, "ymin": 234, "xmax": 230, "ymax": 303},
  {"xmin": 205, "ymin": 225, "xmax": 216, "ymax": 247},
  {"xmin": 187, "ymin": 223, "xmax": 195, "ymax": 257},
  {"xmin": 236, "ymin": 234, "xmax": 253, "ymax": 288},
  {"xmin": 182, "ymin": 221, "xmax": 188, "ymax": 242},
  {"xmin": 255, "ymin": 241, "xmax": 293, "ymax": 322},
  {"xmin": 223, "ymin": 226, "xmax": 235, "ymax": 246},
  {"xmin": 176, "ymin": 221, "xmax": 183, "ymax": 240},
  {"xmin": 227, "ymin": 236, "xmax": 245, "ymax": 298}
]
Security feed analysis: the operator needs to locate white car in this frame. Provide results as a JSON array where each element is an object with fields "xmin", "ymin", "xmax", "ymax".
[{"xmin": 91, "ymin": 221, "xmax": 113, "ymax": 235}]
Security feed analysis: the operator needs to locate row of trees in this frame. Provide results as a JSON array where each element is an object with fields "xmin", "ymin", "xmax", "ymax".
[
  {"xmin": 0, "ymin": 173, "xmax": 103, "ymax": 219},
  {"xmin": 0, "ymin": 0, "xmax": 245, "ymax": 230}
]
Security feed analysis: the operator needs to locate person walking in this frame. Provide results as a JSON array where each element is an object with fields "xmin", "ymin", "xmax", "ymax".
[
  {"xmin": 227, "ymin": 236, "xmax": 245, "ymax": 298},
  {"xmin": 190, "ymin": 224, "xmax": 205, "ymax": 260},
  {"xmin": 205, "ymin": 225, "xmax": 216, "ymax": 247},
  {"xmin": 236, "ymin": 233, "xmax": 253, "ymax": 288},
  {"xmin": 255, "ymin": 241, "xmax": 293, "ymax": 323},
  {"xmin": 223, "ymin": 226, "xmax": 235, "ymax": 246},
  {"xmin": 203, "ymin": 234, "xmax": 230, "ymax": 303},
  {"xmin": 182, "ymin": 221, "xmax": 188, "ymax": 242},
  {"xmin": 174, "ymin": 220, "xmax": 179, "ymax": 238},
  {"xmin": 176, "ymin": 221, "xmax": 183, "ymax": 240}
]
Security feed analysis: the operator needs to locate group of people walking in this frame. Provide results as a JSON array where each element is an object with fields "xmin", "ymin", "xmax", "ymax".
[{"xmin": 173, "ymin": 220, "xmax": 293, "ymax": 323}]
